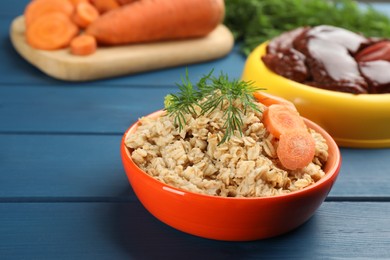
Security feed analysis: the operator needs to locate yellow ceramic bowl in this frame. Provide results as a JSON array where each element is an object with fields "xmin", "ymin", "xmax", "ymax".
[{"xmin": 242, "ymin": 42, "xmax": 390, "ymax": 148}]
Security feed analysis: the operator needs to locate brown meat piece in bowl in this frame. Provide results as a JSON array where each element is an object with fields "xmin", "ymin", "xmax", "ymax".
[
  {"xmin": 359, "ymin": 60, "xmax": 390, "ymax": 93},
  {"xmin": 262, "ymin": 27, "xmax": 309, "ymax": 83},
  {"xmin": 293, "ymin": 27, "xmax": 368, "ymax": 94}
]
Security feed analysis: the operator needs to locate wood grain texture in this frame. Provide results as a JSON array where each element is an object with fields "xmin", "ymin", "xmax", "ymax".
[
  {"xmin": 0, "ymin": 202, "xmax": 389, "ymax": 259},
  {"xmin": 0, "ymin": 0, "xmax": 28, "ymax": 18},
  {"xmin": 10, "ymin": 16, "xmax": 234, "ymax": 81},
  {"xmin": 0, "ymin": 135, "xmax": 389, "ymax": 198},
  {"xmin": 1, "ymin": 85, "xmax": 389, "ymax": 198},
  {"xmin": 0, "ymin": 134, "xmax": 134, "ymax": 199},
  {"xmin": 0, "ymin": 85, "xmax": 172, "ymax": 133},
  {"xmin": 1, "ymin": 2, "xmax": 390, "ymax": 259}
]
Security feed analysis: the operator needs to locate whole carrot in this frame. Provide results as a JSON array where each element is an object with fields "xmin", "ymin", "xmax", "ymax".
[{"xmin": 86, "ymin": 0, "xmax": 225, "ymax": 45}]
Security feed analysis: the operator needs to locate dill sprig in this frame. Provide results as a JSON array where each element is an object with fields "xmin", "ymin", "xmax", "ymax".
[
  {"xmin": 164, "ymin": 70, "xmax": 201, "ymax": 131},
  {"xmin": 164, "ymin": 71, "xmax": 264, "ymax": 144}
]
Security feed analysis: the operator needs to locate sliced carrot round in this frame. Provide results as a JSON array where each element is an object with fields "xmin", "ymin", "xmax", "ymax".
[
  {"xmin": 24, "ymin": 0, "xmax": 74, "ymax": 28},
  {"xmin": 26, "ymin": 12, "xmax": 79, "ymax": 50},
  {"xmin": 277, "ymin": 129, "xmax": 316, "ymax": 170},
  {"xmin": 69, "ymin": 0, "xmax": 90, "ymax": 7},
  {"xmin": 73, "ymin": 2, "xmax": 100, "ymax": 29},
  {"xmin": 263, "ymin": 104, "xmax": 306, "ymax": 138},
  {"xmin": 70, "ymin": 34, "xmax": 97, "ymax": 56},
  {"xmin": 253, "ymin": 91, "xmax": 297, "ymax": 110}
]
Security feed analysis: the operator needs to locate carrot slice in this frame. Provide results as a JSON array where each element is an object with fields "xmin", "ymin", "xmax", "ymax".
[
  {"xmin": 69, "ymin": 0, "xmax": 90, "ymax": 6},
  {"xmin": 73, "ymin": 2, "xmax": 100, "ymax": 29},
  {"xmin": 86, "ymin": 0, "xmax": 225, "ymax": 45},
  {"xmin": 70, "ymin": 34, "xmax": 97, "ymax": 56},
  {"xmin": 277, "ymin": 129, "xmax": 316, "ymax": 170},
  {"xmin": 263, "ymin": 104, "xmax": 306, "ymax": 138},
  {"xmin": 253, "ymin": 91, "xmax": 296, "ymax": 111},
  {"xmin": 90, "ymin": 0, "xmax": 120, "ymax": 14},
  {"xmin": 26, "ymin": 12, "xmax": 79, "ymax": 50},
  {"xmin": 24, "ymin": 0, "xmax": 74, "ymax": 28}
]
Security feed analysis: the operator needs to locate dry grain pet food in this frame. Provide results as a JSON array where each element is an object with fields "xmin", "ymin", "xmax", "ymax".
[{"xmin": 125, "ymin": 97, "xmax": 328, "ymax": 197}]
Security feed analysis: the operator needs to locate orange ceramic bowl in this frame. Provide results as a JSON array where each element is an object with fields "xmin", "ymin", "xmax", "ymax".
[{"xmin": 121, "ymin": 110, "xmax": 341, "ymax": 241}]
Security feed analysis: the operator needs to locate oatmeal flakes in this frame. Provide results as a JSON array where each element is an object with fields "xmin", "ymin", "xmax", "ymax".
[{"xmin": 126, "ymin": 98, "xmax": 328, "ymax": 197}]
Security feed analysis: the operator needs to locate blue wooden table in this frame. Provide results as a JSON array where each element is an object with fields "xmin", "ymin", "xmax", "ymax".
[{"xmin": 1, "ymin": 1, "xmax": 390, "ymax": 259}]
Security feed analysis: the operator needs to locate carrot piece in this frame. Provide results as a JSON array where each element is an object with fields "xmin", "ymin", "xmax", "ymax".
[
  {"xmin": 26, "ymin": 12, "xmax": 79, "ymax": 50},
  {"xmin": 277, "ymin": 129, "xmax": 316, "ymax": 170},
  {"xmin": 70, "ymin": 34, "xmax": 97, "ymax": 56},
  {"xmin": 24, "ymin": 0, "xmax": 74, "ymax": 28},
  {"xmin": 69, "ymin": 0, "xmax": 90, "ymax": 7},
  {"xmin": 86, "ymin": 0, "xmax": 225, "ymax": 45},
  {"xmin": 253, "ymin": 91, "xmax": 296, "ymax": 111},
  {"xmin": 263, "ymin": 104, "xmax": 306, "ymax": 138},
  {"xmin": 73, "ymin": 2, "xmax": 100, "ymax": 29},
  {"xmin": 90, "ymin": 0, "xmax": 120, "ymax": 14}
]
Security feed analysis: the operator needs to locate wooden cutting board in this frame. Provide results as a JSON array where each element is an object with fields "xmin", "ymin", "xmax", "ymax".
[{"xmin": 10, "ymin": 16, "xmax": 234, "ymax": 81}]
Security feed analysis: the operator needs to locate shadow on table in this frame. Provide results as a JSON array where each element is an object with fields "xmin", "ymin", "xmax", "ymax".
[{"xmin": 108, "ymin": 188, "xmax": 322, "ymax": 259}]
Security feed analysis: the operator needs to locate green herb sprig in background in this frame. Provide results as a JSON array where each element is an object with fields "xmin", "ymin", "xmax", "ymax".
[
  {"xmin": 224, "ymin": 0, "xmax": 390, "ymax": 55},
  {"xmin": 164, "ymin": 71, "xmax": 263, "ymax": 144}
]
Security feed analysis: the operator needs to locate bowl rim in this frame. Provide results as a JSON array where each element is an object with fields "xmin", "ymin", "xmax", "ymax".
[
  {"xmin": 121, "ymin": 109, "xmax": 342, "ymax": 202},
  {"xmin": 254, "ymin": 42, "xmax": 390, "ymax": 102}
]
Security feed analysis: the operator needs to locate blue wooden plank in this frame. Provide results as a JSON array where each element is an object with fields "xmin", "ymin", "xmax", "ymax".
[
  {"xmin": 0, "ymin": 1, "xmax": 29, "ymax": 18},
  {"xmin": 0, "ymin": 85, "xmax": 173, "ymax": 133},
  {"xmin": 0, "ymin": 134, "xmax": 389, "ymax": 198},
  {"xmin": 0, "ymin": 134, "xmax": 134, "ymax": 199},
  {"xmin": 0, "ymin": 202, "xmax": 389, "ymax": 259},
  {"xmin": 331, "ymin": 147, "xmax": 390, "ymax": 199}
]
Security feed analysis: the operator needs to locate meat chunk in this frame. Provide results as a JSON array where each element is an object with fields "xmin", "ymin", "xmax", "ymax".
[
  {"xmin": 262, "ymin": 27, "xmax": 309, "ymax": 82},
  {"xmin": 359, "ymin": 60, "xmax": 390, "ymax": 93},
  {"xmin": 294, "ymin": 36, "xmax": 368, "ymax": 94}
]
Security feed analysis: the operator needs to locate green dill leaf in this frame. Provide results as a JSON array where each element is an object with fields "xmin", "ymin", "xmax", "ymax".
[
  {"xmin": 164, "ymin": 70, "xmax": 200, "ymax": 131},
  {"xmin": 224, "ymin": 0, "xmax": 390, "ymax": 56},
  {"xmin": 164, "ymin": 70, "xmax": 265, "ymax": 144}
]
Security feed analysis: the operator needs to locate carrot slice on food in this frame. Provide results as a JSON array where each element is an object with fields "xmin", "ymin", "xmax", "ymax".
[
  {"xmin": 26, "ymin": 12, "xmax": 79, "ymax": 50},
  {"xmin": 253, "ymin": 91, "xmax": 296, "ymax": 110},
  {"xmin": 263, "ymin": 104, "xmax": 306, "ymax": 138},
  {"xmin": 86, "ymin": 0, "xmax": 225, "ymax": 45},
  {"xmin": 73, "ymin": 2, "xmax": 100, "ymax": 29},
  {"xmin": 24, "ymin": 0, "xmax": 74, "ymax": 27},
  {"xmin": 277, "ymin": 129, "xmax": 316, "ymax": 170},
  {"xmin": 70, "ymin": 34, "xmax": 97, "ymax": 56}
]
